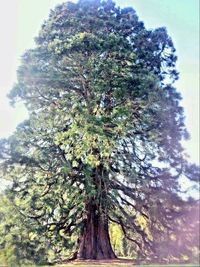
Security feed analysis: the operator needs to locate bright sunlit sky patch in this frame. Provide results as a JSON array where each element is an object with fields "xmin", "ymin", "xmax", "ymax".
[{"xmin": 0, "ymin": 0, "xmax": 199, "ymax": 165}]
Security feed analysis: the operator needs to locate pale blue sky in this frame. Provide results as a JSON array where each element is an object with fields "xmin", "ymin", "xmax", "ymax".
[{"xmin": 0, "ymin": 0, "xmax": 199, "ymax": 165}]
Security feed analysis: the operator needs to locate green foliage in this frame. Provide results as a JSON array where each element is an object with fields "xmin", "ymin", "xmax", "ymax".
[
  {"xmin": 0, "ymin": 194, "xmax": 47, "ymax": 266},
  {"xmin": 109, "ymin": 223, "xmax": 124, "ymax": 256},
  {"xmin": 0, "ymin": 193, "xmax": 77, "ymax": 266},
  {"xmin": 0, "ymin": 0, "xmax": 199, "ymax": 264},
  {"xmin": 108, "ymin": 201, "xmax": 200, "ymax": 264}
]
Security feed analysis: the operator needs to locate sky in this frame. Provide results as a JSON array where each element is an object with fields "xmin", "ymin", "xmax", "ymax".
[{"xmin": 0, "ymin": 0, "xmax": 199, "ymax": 165}]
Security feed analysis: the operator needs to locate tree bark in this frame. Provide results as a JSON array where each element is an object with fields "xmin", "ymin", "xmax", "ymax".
[{"xmin": 77, "ymin": 201, "xmax": 116, "ymax": 260}]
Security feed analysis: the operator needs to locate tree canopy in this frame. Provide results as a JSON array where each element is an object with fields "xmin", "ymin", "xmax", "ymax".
[{"xmin": 0, "ymin": 0, "xmax": 199, "ymax": 264}]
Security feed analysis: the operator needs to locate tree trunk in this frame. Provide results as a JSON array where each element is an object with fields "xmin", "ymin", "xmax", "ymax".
[{"xmin": 77, "ymin": 202, "xmax": 116, "ymax": 260}]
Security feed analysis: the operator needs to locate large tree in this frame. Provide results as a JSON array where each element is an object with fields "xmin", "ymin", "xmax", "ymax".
[{"xmin": 0, "ymin": 0, "xmax": 199, "ymax": 261}]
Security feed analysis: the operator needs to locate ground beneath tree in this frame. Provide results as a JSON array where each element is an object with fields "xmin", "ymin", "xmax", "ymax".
[{"xmin": 61, "ymin": 258, "xmax": 134, "ymax": 265}]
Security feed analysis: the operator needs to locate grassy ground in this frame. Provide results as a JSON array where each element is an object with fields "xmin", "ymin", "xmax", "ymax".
[
  {"xmin": 7, "ymin": 266, "xmax": 199, "ymax": 267},
  {"xmin": 56, "ymin": 263, "xmax": 199, "ymax": 266},
  {"xmin": 1, "ymin": 264, "xmax": 198, "ymax": 267},
  {"xmin": 4, "ymin": 265, "xmax": 197, "ymax": 267},
  {"xmin": 54, "ymin": 265, "xmax": 199, "ymax": 267}
]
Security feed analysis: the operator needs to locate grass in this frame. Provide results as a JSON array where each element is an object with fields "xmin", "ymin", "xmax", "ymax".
[
  {"xmin": 1, "ymin": 264, "xmax": 199, "ymax": 267},
  {"xmin": 53, "ymin": 265, "xmax": 199, "ymax": 267},
  {"xmin": 47, "ymin": 264, "xmax": 200, "ymax": 267}
]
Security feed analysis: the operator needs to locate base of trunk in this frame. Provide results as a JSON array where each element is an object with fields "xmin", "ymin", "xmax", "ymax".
[{"xmin": 77, "ymin": 203, "xmax": 116, "ymax": 260}]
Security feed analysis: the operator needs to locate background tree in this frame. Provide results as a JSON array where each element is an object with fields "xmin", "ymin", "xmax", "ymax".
[{"xmin": 0, "ymin": 0, "xmax": 199, "ymax": 262}]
